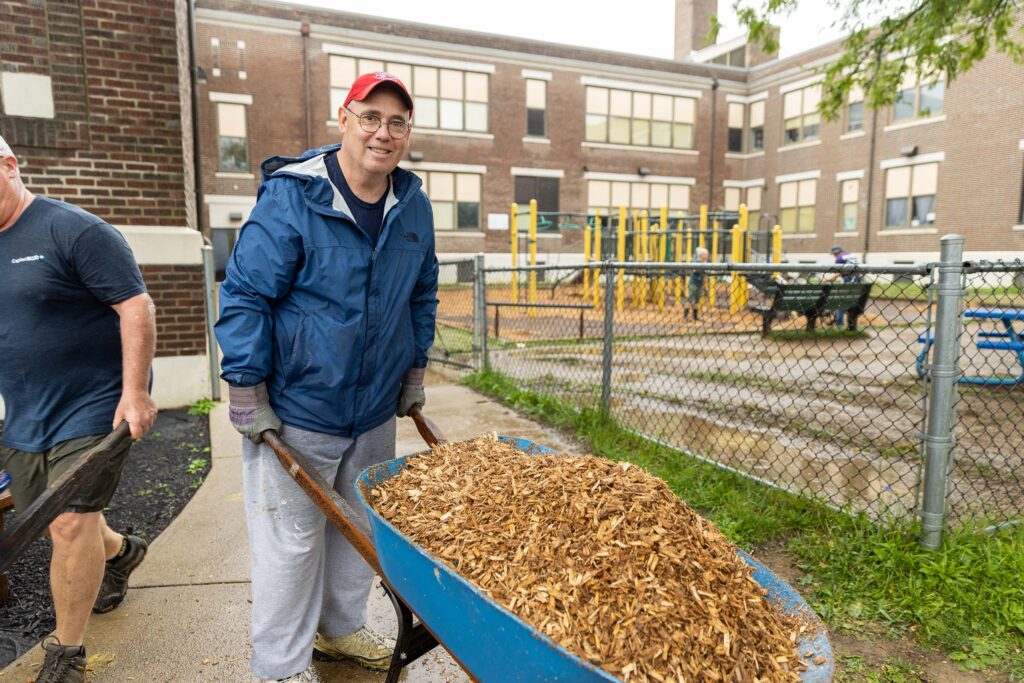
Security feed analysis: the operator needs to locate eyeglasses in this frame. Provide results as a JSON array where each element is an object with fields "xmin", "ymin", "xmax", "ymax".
[{"xmin": 345, "ymin": 107, "xmax": 411, "ymax": 139}]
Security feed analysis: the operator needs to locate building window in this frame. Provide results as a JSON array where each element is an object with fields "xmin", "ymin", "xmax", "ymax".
[
  {"xmin": 587, "ymin": 179, "xmax": 690, "ymax": 217},
  {"xmin": 727, "ymin": 103, "xmax": 743, "ymax": 152},
  {"xmin": 711, "ymin": 47, "xmax": 746, "ymax": 67},
  {"xmin": 211, "ymin": 38, "xmax": 221, "ymax": 78},
  {"xmin": 840, "ymin": 179, "xmax": 859, "ymax": 230},
  {"xmin": 525, "ymin": 79, "xmax": 547, "ymax": 138},
  {"xmin": 846, "ymin": 86, "xmax": 864, "ymax": 132},
  {"xmin": 779, "ymin": 179, "xmax": 817, "ymax": 232},
  {"xmin": 515, "ymin": 176, "xmax": 560, "ymax": 214},
  {"xmin": 885, "ymin": 163, "xmax": 938, "ymax": 228},
  {"xmin": 724, "ymin": 186, "xmax": 763, "ymax": 229},
  {"xmin": 782, "ymin": 84, "xmax": 821, "ymax": 145},
  {"xmin": 416, "ymin": 171, "xmax": 481, "ymax": 230},
  {"xmin": 749, "ymin": 100, "xmax": 765, "ymax": 151},
  {"xmin": 217, "ymin": 102, "xmax": 248, "ymax": 172},
  {"xmin": 893, "ymin": 77, "xmax": 943, "ymax": 122},
  {"xmin": 585, "ymin": 86, "xmax": 696, "ymax": 149},
  {"xmin": 330, "ymin": 56, "xmax": 488, "ymax": 132}
]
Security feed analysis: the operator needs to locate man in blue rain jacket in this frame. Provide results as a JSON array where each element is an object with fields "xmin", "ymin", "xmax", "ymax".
[{"xmin": 215, "ymin": 72, "xmax": 438, "ymax": 683}]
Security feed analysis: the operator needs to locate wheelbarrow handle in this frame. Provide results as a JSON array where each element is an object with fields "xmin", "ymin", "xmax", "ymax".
[
  {"xmin": 408, "ymin": 405, "xmax": 447, "ymax": 448},
  {"xmin": 0, "ymin": 421, "xmax": 132, "ymax": 576},
  {"xmin": 261, "ymin": 429, "xmax": 381, "ymax": 574}
]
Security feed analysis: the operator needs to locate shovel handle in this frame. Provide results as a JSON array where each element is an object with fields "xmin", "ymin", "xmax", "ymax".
[{"xmin": 408, "ymin": 405, "xmax": 447, "ymax": 448}]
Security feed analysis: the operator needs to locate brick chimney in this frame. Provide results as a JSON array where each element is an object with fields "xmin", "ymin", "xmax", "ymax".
[{"xmin": 674, "ymin": 0, "xmax": 717, "ymax": 60}]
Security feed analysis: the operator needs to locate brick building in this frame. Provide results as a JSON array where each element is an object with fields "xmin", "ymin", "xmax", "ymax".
[
  {"xmin": 195, "ymin": 0, "xmax": 1024, "ymax": 270},
  {"xmin": 0, "ymin": 0, "xmax": 208, "ymax": 411}
]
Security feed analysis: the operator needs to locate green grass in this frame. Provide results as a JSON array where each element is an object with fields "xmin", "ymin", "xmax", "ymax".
[
  {"xmin": 770, "ymin": 327, "xmax": 871, "ymax": 341},
  {"xmin": 187, "ymin": 397, "xmax": 216, "ymax": 416},
  {"xmin": 463, "ymin": 368, "xmax": 1024, "ymax": 679},
  {"xmin": 836, "ymin": 655, "xmax": 924, "ymax": 682}
]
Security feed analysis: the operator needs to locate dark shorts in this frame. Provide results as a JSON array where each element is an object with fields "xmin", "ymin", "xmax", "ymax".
[{"xmin": 0, "ymin": 433, "xmax": 132, "ymax": 514}]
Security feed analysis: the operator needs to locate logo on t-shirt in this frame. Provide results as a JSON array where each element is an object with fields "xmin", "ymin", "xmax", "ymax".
[{"xmin": 10, "ymin": 254, "xmax": 45, "ymax": 264}]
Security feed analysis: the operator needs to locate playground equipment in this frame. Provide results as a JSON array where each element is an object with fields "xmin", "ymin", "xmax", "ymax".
[{"xmin": 508, "ymin": 202, "xmax": 786, "ymax": 314}]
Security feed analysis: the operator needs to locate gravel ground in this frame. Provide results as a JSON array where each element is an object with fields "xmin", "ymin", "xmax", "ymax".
[{"xmin": 0, "ymin": 408, "xmax": 211, "ymax": 666}]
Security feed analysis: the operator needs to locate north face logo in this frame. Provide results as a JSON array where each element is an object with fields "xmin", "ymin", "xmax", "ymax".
[{"xmin": 403, "ymin": 232, "xmax": 419, "ymax": 243}]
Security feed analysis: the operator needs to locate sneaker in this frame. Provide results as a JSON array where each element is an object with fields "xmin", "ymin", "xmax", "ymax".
[
  {"xmin": 313, "ymin": 626, "xmax": 394, "ymax": 671},
  {"xmin": 35, "ymin": 636, "xmax": 86, "ymax": 683},
  {"xmin": 92, "ymin": 534, "xmax": 148, "ymax": 614},
  {"xmin": 256, "ymin": 668, "xmax": 321, "ymax": 682}
]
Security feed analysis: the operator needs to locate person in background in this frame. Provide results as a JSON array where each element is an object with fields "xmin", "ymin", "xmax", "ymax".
[
  {"xmin": 0, "ymin": 134, "xmax": 156, "ymax": 683},
  {"xmin": 215, "ymin": 72, "xmax": 438, "ymax": 683},
  {"xmin": 685, "ymin": 246, "xmax": 710, "ymax": 321},
  {"xmin": 825, "ymin": 245, "xmax": 862, "ymax": 327}
]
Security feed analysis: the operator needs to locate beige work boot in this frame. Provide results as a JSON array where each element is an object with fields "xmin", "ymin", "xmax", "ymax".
[
  {"xmin": 257, "ymin": 667, "xmax": 320, "ymax": 682},
  {"xmin": 313, "ymin": 626, "xmax": 395, "ymax": 671}
]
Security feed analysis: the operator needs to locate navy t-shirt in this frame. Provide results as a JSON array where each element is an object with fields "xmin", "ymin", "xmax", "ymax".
[
  {"xmin": 0, "ymin": 197, "xmax": 146, "ymax": 451},
  {"xmin": 324, "ymin": 152, "xmax": 386, "ymax": 247}
]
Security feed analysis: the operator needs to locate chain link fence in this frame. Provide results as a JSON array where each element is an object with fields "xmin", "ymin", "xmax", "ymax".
[
  {"xmin": 429, "ymin": 259, "xmax": 477, "ymax": 369},
  {"xmin": 446, "ymin": 240, "xmax": 1024, "ymax": 543}
]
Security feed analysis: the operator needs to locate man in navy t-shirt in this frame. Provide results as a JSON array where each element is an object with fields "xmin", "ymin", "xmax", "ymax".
[{"xmin": 0, "ymin": 135, "xmax": 157, "ymax": 683}]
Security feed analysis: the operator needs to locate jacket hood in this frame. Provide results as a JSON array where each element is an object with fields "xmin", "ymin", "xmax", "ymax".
[{"xmin": 258, "ymin": 144, "xmax": 423, "ymax": 218}]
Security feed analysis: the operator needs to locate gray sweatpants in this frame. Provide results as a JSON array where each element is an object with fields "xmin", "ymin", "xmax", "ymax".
[{"xmin": 242, "ymin": 418, "xmax": 396, "ymax": 680}]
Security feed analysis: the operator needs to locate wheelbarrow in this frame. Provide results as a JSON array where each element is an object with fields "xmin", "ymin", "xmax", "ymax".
[{"xmin": 264, "ymin": 410, "xmax": 834, "ymax": 683}]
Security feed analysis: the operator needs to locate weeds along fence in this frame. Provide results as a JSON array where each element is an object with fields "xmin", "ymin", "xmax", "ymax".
[{"xmin": 443, "ymin": 237, "xmax": 1024, "ymax": 545}]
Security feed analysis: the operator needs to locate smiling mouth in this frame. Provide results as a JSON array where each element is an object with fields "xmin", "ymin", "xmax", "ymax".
[{"xmin": 368, "ymin": 146, "xmax": 392, "ymax": 155}]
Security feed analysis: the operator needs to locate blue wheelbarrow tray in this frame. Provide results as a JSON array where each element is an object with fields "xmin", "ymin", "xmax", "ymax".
[{"xmin": 356, "ymin": 436, "xmax": 834, "ymax": 682}]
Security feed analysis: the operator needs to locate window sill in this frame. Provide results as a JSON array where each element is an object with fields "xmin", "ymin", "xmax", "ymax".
[
  {"xmin": 523, "ymin": 137, "xmax": 551, "ymax": 145},
  {"xmin": 435, "ymin": 229, "xmax": 485, "ymax": 234},
  {"xmin": 582, "ymin": 141, "xmax": 698, "ymax": 156},
  {"xmin": 839, "ymin": 130, "xmax": 866, "ymax": 140},
  {"xmin": 324, "ymin": 120, "xmax": 495, "ymax": 140},
  {"xmin": 215, "ymin": 172, "xmax": 255, "ymax": 179},
  {"xmin": 883, "ymin": 115, "xmax": 946, "ymax": 132},
  {"xmin": 1012, "ymin": 224, "xmax": 1024, "ymax": 232},
  {"xmin": 777, "ymin": 139, "xmax": 821, "ymax": 152},
  {"xmin": 837, "ymin": 231, "xmax": 859, "ymax": 237},
  {"xmin": 782, "ymin": 232, "xmax": 817, "ymax": 239},
  {"xmin": 725, "ymin": 150, "xmax": 765, "ymax": 159},
  {"xmin": 878, "ymin": 227, "xmax": 939, "ymax": 236}
]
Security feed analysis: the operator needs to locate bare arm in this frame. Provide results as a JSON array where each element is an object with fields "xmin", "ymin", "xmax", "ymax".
[{"xmin": 111, "ymin": 292, "xmax": 158, "ymax": 439}]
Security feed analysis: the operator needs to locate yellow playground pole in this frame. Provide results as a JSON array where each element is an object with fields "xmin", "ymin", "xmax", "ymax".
[
  {"xmin": 729, "ymin": 222, "xmax": 742, "ymax": 314},
  {"xmin": 657, "ymin": 206, "xmax": 668, "ymax": 309},
  {"xmin": 593, "ymin": 210, "xmax": 602, "ymax": 307},
  {"xmin": 640, "ymin": 210, "xmax": 650, "ymax": 306},
  {"xmin": 737, "ymin": 203, "xmax": 749, "ymax": 310},
  {"xmin": 529, "ymin": 199, "xmax": 537, "ymax": 316},
  {"xmin": 674, "ymin": 210, "xmax": 684, "ymax": 307},
  {"xmin": 616, "ymin": 206, "xmax": 626, "ymax": 312},
  {"xmin": 684, "ymin": 222, "xmax": 693, "ymax": 299},
  {"xmin": 631, "ymin": 210, "xmax": 640, "ymax": 307},
  {"xmin": 709, "ymin": 219, "xmax": 719, "ymax": 309},
  {"xmin": 510, "ymin": 202, "xmax": 519, "ymax": 303},
  {"xmin": 772, "ymin": 224, "xmax": 783, "ymax": 279},
  {"xmin": 583, "ymin": 221, "xmax": 592, "ymax": 300}
]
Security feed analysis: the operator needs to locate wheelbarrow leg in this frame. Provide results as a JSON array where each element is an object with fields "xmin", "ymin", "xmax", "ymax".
[{"xmin": 381, "ymin": 580, "xmax": 439, "ymax": 683}]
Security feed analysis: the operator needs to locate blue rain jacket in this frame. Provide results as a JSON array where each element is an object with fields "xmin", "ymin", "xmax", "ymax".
[{"xmin": 215, "ymin": 144, "xmax": 438, "ymax": 437}]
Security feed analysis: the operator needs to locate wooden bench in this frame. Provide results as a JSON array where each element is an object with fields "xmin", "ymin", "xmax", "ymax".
[
  {"xmin": 750, "ymin": 280, "xmax": 873, "ymax": 337},
  {"xmin": 0, "ymin": 491, "xmax": 12, "ymax": 604}
]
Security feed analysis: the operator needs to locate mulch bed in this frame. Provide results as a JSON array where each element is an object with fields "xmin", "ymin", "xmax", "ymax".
[
  {"xmin": 370, "ymin": 436, "xmax": 809, "ymax": 683},
  {"xmin": 0, "ymin": 409, "xmax": 210, "ymax": 666}
]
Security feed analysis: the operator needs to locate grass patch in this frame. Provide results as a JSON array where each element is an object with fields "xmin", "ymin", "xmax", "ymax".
[
  {"xmin": 464, "ymin": 368, "xmax": 1024, "ymax": 679},
  {"xmin": 769, "ymin": 327, "xmax": 871, "ymax": 341}
]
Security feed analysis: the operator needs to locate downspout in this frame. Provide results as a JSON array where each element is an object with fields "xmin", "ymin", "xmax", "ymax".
[
  {"xmin": 302, "ymin": 21, "xmax": 312, "ymax": 149},
  {"xmin": 707, "ymin": 76, "xmax": 719, "ymax": 208},
  {"xmin": 862, "ymin": 102, "xmax": 879, "ymax": 264},
  {"xmin": 188, "ymin": 0, "xmax": 203, "ymax": 233}
]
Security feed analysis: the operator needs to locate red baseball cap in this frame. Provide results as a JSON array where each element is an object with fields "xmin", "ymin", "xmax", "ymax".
[{"xmin": 343, "ymin": 72, "xmax": 414, "ymax": 116}]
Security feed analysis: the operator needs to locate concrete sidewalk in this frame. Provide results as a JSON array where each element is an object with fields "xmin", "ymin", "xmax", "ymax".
[{"xmin": 0, "ymin": 369, "xmax": 578, "ymax": 682}]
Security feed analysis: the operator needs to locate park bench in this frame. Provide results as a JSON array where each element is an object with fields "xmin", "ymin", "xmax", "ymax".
[{"xmin": 749, "ymin": 278, "xmax": 873, "ymax": 337}]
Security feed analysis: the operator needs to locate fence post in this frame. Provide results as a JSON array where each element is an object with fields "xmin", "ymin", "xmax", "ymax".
[
  {"xmin": 473, "ymin": 253, "xmax": 487, "ymax": 371},
  {"xmin": 600, "ymin": 262, "xmax": 616, "ymax": 415},
  {"xmin": 200, "ymin": 244, "xmax": 221, "ymax": 401},
  {"xmin": 920, "ymin": 234, "xmax": 965, "ymax": 549}
]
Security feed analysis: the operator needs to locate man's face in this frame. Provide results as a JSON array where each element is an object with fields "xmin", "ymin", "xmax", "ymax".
[
  {"xmin": 338, "ymin": 87, "xmax": 411, "ymax": 181},
  {"xmin": 0, "ymin": 155, "xmax": 25, "ymax": 229}
]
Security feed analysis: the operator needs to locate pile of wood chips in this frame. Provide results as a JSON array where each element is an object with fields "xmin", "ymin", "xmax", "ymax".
[{"xmin": 369, "ymin": 436, "xmax": 811, "ymax": 683}]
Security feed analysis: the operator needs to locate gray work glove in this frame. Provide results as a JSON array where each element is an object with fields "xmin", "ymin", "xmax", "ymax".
[
  {"xmin": 228, "ymin": 382, "xmax": 282, "ymax": 444},
  {"xmin": 396, "ymin": 367, "xmax": 426, "ymax": 417}
]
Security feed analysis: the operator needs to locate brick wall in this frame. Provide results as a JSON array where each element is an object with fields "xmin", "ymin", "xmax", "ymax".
[
  {"xmin": 142, "ymin": 265, "xmax": 207, "ymax": 358},
  {"xmin": 0, "ymin": 0, "xmax": 188, "ymax": 227}
]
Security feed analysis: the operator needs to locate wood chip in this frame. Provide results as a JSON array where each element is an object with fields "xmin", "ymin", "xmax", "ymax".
[{"xmin": 369, "ymin": 436, "xmax": 806, "ymax": 682}]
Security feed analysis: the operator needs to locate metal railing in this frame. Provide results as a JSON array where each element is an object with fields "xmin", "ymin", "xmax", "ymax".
[{"xmin": 440, "ymin": 236, "xmax": 1024, "ymax": 546}]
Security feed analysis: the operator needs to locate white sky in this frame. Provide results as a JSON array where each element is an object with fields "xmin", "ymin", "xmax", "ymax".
[{"xmin": 278, "ymin": 0, "xmax": 848, "ymax": 60}]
